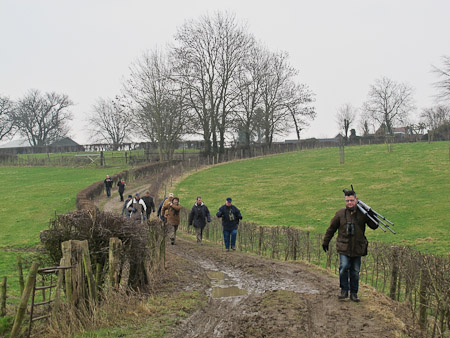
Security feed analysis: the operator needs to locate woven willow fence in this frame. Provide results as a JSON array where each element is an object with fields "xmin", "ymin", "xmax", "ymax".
[{"xmin": 178, "ymin": 209, "xmax": 450, "ymax": 337}]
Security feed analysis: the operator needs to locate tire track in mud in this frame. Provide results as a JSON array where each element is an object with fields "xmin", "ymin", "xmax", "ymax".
[{"xmin": 167, "ymin": 238, "xmax": 407, "ymax": 338}]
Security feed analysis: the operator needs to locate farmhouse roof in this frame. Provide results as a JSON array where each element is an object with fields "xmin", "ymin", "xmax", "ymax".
[{"xmin": 0, "ymin": 139, "xmax": 29, "ymax": 148}]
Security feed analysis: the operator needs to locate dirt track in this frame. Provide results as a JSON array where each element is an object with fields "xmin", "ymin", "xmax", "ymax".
[{"xmin": 99, "ymin": 181, "xmax": 416, "ymax": 338}]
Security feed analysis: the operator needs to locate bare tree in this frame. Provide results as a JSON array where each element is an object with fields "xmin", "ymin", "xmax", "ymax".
[
  {"xmin": 420, "ymin": 105, "xmax": 450, "ymax": 141},
  {"xmin": 335, "ymin": 103, "xmax": 357, "ymax": 141},
  {"xmin": 13, "ymin": 89, "xmax": 73, "ymax": 146},
  {"xmin": 89, "ymin": 97, "xmax": 133, "ymax": 150},
  {"xmin": 234, "ymin": 45, "xmax": 269, "ymax": 151},
  {"xmin": 260, "ymin": 51, "xmax": 314, "ymax": 146},
  {"xmin": 125, "ymin": 49, "xmax": 188, "ymax": 161},
  {"xmin": 432, "ymin": 55, "xmax": 450, "ymax": 103},
  {"xmin": 0, "ymin": 95, "xmax": 16, "ymax": 141},
  {"xmin": 287, "ymin": 83, "xmax": 316, "ymax": 142},
  {"xmin": 173, "ymin": 12, "xmax": 253, "ymax": 156},
  {"xmin": 362, "ymin": 77, "xmax": 415, "ymax": 136}
]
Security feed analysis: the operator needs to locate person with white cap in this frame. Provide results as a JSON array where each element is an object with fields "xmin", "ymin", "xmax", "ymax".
[{"xmin": 216, "ymin": 197, "xmax": 242, "ymax": 251}]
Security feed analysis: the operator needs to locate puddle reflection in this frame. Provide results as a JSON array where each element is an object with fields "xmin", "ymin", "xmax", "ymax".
[{"xmin": 212, "ymin": 286, "xmax": 248, "ymax": 298}]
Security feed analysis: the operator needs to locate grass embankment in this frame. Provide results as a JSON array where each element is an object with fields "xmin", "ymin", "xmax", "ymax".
[
  {"xmin": 0, "ymin": 166, "xmax": 128, "ymax": 299},
  {"xmin": 175, "ymin": 142, "xmax": 450, "ymax": 255}
]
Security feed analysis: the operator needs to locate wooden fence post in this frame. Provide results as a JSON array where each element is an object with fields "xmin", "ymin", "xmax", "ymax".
[
  {"xmin": 80, "ymin": 240, "xmax": 96, "ymax": 302},
  {"xmin": 17, "ymin": 256, "xmax": 24, "ymax": 295},
  {"xmin": 61, "ymin": 241, "xmax": 73, "ymax": 303},
  {"xmin": 1, "ymin": 277, "xmax": 6, "ymax": 317},
  {"xmin": 11, "ymin": 262, "xmax": 39, "ymax": 338},
  {"xmin": 109, "ymin": 238, "xmax": 122, "ymax": 289},
  {"xmin": 389, "ymin": 246, "xmax": 399, "ymax": 300},
  {"xmin": 419, "ymin": 266, "xmax": 429, "ymax": 330}
]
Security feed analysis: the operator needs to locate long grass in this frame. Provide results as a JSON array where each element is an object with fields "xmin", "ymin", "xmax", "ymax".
[{"xmin": 175, "ymin": 142, "xmax": 450, "ymax": 255}]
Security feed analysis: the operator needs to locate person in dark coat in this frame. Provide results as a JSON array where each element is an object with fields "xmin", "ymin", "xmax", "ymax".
[
  {"xmin": 188, "ymin": 196, "xmax": 211, "ymax": 243},
  {"xmin": 121, "ymin": 195, "xmax": 133, "ymax": 218},
  {"xmin": 104, "ymin": 175, "xmax": 113, "ymax": 197},
  {"xmin": 322, "ymin": 189, "xmax": 378, "ymax": 302},
  {"xmin": 142, "ymin": 191, "xmax": 156, "ymax": 221},
  {"xmin": 216, "ymin": 197, "xmax": 242, "ymax": 251},
  {"xmin": 117, "ymin": 179, "xmax": 126, "ymax": 201}
]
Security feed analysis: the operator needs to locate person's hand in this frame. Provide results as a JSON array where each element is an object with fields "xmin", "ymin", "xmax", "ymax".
[{"xmin": 322, "ymin": 244, "xmax": 329, "ymax": 253}]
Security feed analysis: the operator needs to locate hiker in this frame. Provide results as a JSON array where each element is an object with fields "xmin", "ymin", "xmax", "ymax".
[
  {"xmin": 159, "ymin": 193, "xmax": 174, "ymax": 221},
  {"xmin": 121, "ymin": 194, "xmax": 133, "ymax": 218},
  {"xmin": 161, "ymin": 196, "xmax": 182, "ymax": 245},
  {"xmin": 142, "ymin": 191, "xmax": 156, "ymax": 221},
  {"xmin": 117, "ymin": 179, "xmax": 126, "ymax": 202},
  {"xmin": 188, "ymin": 196, "xmax": 211, "ymax": 244},
  {"xmin": 104, "ymin": 175, "xmax": 113, "ymax": 197},
  {"xmin": 127, "ymin": 193, "xmax": 147, "ymax": 223},
  {"xmin": 322, "ymin": 189, "xmax": 378, "ymax": 302},
  {"xmin": 216, "ymin": 197, "xmax": 242, "ymax": 252}
]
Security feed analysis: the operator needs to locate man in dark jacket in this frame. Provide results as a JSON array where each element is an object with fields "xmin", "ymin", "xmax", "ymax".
[
  {"xmin": 188, "ymin": 196, "xmax": 211, "ymax": 243},
  {"xmin": 104, "ymin": 175, "xmax": 113, "ymax": 197},
  {"xmin": 216, "ymin": 197, "xmax": 242, "ymax": 251},
  {"xmin": 322, "ymin": 189, "xmax": 378, "ymax": 302},
  {"xmin": 142, "ymin": 191, "xmax": 156, "ymax": 221},
  {"xmin": 117, "ymin": 179, "xmax": 126, "ymax": 201}
]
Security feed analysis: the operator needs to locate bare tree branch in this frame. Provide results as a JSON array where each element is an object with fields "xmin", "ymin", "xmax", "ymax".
[
  {"xmin": 432, "ymin": 55, "xmax": 450, "ymax": 103},
  {"xmin": 0, "ymin": 95, "xmax": 16, "ymax": 141}
]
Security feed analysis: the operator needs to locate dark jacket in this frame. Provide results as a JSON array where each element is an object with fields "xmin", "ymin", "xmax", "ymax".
[
  {"xmin": 322, "ymin": 207, "xmax": 378, "ymax": 257},
  {"xmin": 117, "ymin": 181, "xmax": 125, "ymax": 193},
  {"xmin": 216, "ymin": 205, "xmax": 242, "ymax": 231},
  {"xmin": 104, "ymin": 178, "xmax": 113, "ymax": 188},
  {"xmin": 142, "ymin": 195, "xmax": 156, "ymax": 213},
  {"xmin": 188, "ymin": 202, "xmax": 211, "ymax": 228},
  {"xmin": 157, "ymin": 197, "xmax": 168, "ymax": 218}
]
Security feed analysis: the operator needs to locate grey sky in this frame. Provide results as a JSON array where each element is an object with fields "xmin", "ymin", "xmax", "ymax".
[{"xmin": 1, "ymin": 0, "xmax": 449, "ymax": 144}]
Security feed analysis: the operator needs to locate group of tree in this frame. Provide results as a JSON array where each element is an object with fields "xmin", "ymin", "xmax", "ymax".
[
  {"xmin": 0, "ymin": 89, "xmax": 73, "ymax": 146},
  {"xmin": 89, "ymin": 12, "xmax": 316, "ymax": 160},
  {"xmin": 335, "ymin": 55, "xmax": 450, "ymax": 142}
]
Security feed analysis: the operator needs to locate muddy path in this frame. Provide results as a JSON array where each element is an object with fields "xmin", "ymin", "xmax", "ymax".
[{"xmin": 98, "ymin": 178, "xmax": 415, "ymax": 338}]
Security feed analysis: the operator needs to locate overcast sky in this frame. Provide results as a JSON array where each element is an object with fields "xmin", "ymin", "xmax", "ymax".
[{"xmin": 1, "ymin": 0, "xmax": 449, "ymax": 144}]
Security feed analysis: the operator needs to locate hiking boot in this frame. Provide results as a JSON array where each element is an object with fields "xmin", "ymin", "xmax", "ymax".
[
  {"xmin": 231, "ymin": 246, "xmax": 236, "ymax": 251},
  {"xmin": 338, "ymin": 290, "xmax": 348, "ymax": 300},
  {"xmin": 350, "ymin": 293, "xmax": 360, "ymax": 302},
  {"xmin": 170, "ymin": 239, "xmax": 175, "ymax": 245},
  {"xmin": 226, "ymin": 248, "xmax": 230, "ymax": 252}
]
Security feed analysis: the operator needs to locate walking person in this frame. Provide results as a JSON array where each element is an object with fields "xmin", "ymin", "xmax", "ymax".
[
  {"xmin": 159, "ymin": 193, "xmax": 173, "ymax": 220},
  {"xmin": 127, "ymin": 193, "xmax": 147, "ymax": 223},
  {"xmin": 104, "ymin": 175, "xmax": 113, "ymax": 198},
  {"xmin": 121, "ymin": 195, "xmax": 133, "ymax": 218},
  {"xmin": 188, "ymin": 196, "xmax": 211, "ymax": 244},
  {"xmin": 117, "ymin": 179, "xmax": 126, "ymax": 202},
  {"xmin": 322, "ymin": 189, "xmax": 378, "ymax": 302},
  {"xmin": 161, "ymin": 196, "xmax": 182, "ymax": 245},
  {"xmin": 142, "ymin": 191, "xmax": 156, "ymax": 221},
  {"xmin": 216, "ymin": 197, "xmax": 242, "ymax": 252}
]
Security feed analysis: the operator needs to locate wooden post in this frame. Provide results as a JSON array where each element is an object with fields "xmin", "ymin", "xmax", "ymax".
[
  {"xmin": 109, "ymin": 238, "xmax": 122, "ymax": 289},
  {"xmin": 61, "ymin": 241, "xmax": 73, "ymax": 303},
  {"xmin": 100, "ymin": 151, "xmax": 104, "ymax": 166},
  {"xmin": 419, "ymin": 266, "xmax": 429, "ymax": 329},
  {"xmin": 389, "ymin": 246, "xmax": 399, "ymax": 300},
  {"xmin": 11, "ymin": 262, "xmax": 39, "ymax": 338},
  {"xmin": 258, "ymin": 226, "xmax": 263, "ymax": 256},
  {"xmin": 17, "ymin": 256, "xmax": 24, "ymax": 295},
  {"xmin": 53, "ymin": 260, "xmax": 64, "ymax": 314},
  {"xmin": 1, "ymin": 277, "xmax": 6, "ymax": 317},
  {"xmin": 339, "ymin": 145, "xmax": 345, "ymax": 164},
  {"xmin": 80, "ymin": 240, "xmax": 96, "ymax": 302}
]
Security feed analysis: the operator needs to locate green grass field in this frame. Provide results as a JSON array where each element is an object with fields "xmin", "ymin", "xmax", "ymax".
[
  {"xmin": 0, "ymin": 166, "xmax": 128, "ymax": 298},
  {"xmin": 175, "ymin": 142, "xmax": 450, "ymax": 255}
]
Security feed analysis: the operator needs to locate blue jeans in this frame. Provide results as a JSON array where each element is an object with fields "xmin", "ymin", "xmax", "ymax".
[
  {"xmin": 223, "ymin": 229, "xmax": 237, "ymax": 249},
  {"xmin": 339, "ymin": 254, "xmax": 361, "ymax": 294},
  {"xmin": 105, "ymin": 186, "xmax": 111, "ymax": 197}
]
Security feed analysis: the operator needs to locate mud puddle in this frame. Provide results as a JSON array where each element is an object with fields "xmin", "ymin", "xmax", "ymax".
[{"xmin": 206, "ymin": 270, "xmax": 248, "ymax": 298}]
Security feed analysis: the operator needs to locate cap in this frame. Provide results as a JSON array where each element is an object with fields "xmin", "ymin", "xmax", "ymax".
[
  {"xmin": 135, "ymin": 193, "xmax": 140, "ymax": 197},
  {"xmin": 226, "ymin": 197, "xmax": 232, "ymax": 203},
  {"xmin": 128, "ymin": 194, "xmax": 132, "ymax": 198},
  {"xmin": 169, "ymin": 193, "xmax": 174, "ymax": 197}
]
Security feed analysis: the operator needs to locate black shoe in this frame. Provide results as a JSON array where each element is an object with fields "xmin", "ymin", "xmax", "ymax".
[
  {"xmin": 350, "ymin": 293, "xmax": 360, "ymax": 302},
  {"xmin": 338, "ymin": 290, "xmax": 348, "ymax": 300},
  {"xmin": 170, "ymin": 239, "xmax": 175, "ymax": 245}
]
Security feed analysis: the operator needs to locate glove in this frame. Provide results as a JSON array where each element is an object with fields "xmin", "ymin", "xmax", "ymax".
[
  {"xmin": 132, "ymin": 208, "xmax": 137, "ymax": 213},
  {"xmin": 322, "ymin": 244, "xmax": 329, "ymax": 253}
]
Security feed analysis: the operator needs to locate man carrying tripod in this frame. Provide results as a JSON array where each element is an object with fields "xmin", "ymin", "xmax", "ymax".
[{"xmin": 322, "ymin": 189, "xmax": 378, "ymax": 302}]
